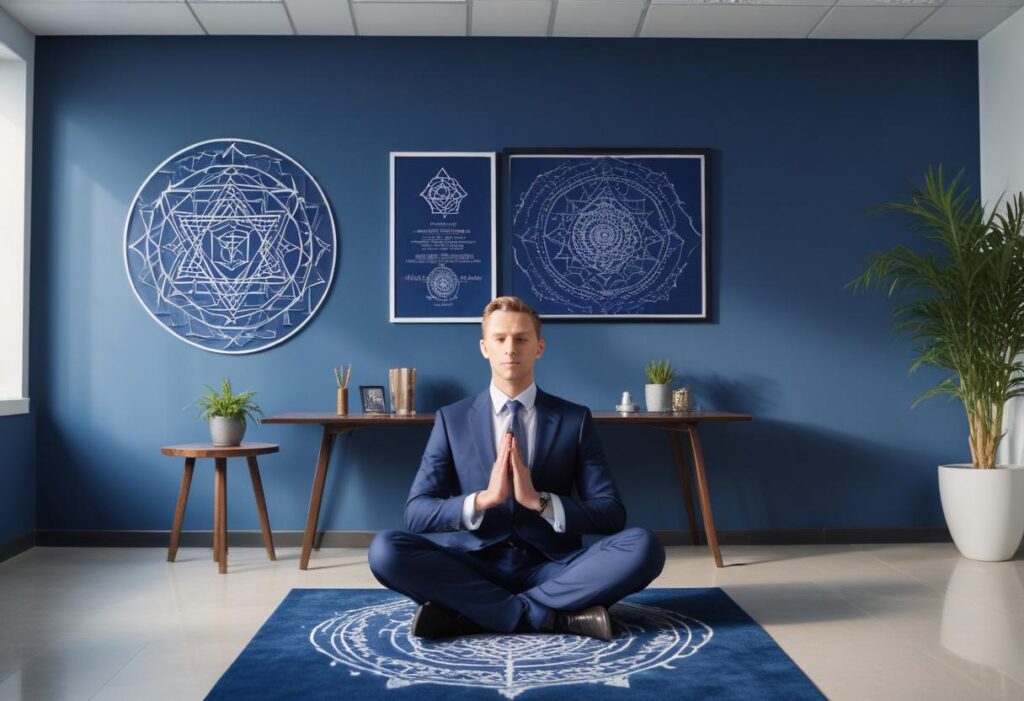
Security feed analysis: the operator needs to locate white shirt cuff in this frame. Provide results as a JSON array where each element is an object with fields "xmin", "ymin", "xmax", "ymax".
[
  {"xmin": 462, "ymin": 493, "xmax": 485, "ymax": 531},
  {"xmin": 542, "ymin": 493, "xmax": 566, "ymax": 533}
]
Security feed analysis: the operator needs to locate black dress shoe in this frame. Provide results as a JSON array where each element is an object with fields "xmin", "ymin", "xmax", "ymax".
[
  {"xmin": 411, "ymin": 602, "xmax": 485, "ymax": 639},
  {"xmin": 554, "ymin": 605, "xmax": 613, "ymax": 642}
]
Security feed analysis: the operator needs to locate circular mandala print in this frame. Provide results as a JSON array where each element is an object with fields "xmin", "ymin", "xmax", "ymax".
[
  {"xmin": 512, "ymin": 158, "xmax": 701, "ymax": 315},
  {"xmin": 124, "ymin": 139, "xmax": 336, "ymax": 354},
  {"xmin": 426, "ymin": 264, "xmax": 460, "ymax": 301},
  {"xmin": 310, "ymin": 599, "xmax": 712, "ymax": 699}
]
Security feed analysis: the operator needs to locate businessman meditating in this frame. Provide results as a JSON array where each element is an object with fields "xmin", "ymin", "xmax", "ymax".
[{"xmin": 368, "ymin": 296, "xmax": 665, "ymax": 641}]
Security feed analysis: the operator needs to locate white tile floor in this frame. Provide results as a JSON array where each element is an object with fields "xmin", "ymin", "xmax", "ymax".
[{"xmin": 0, "ymin": 543, "xmax": 1022, "ymax": 700}]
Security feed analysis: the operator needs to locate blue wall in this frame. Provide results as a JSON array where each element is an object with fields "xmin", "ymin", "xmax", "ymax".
[
  {"xmin": 0, "ymin": 412, "xmax": 35, "ymax": 542},
  {"xmin": 31, "ymin": 37, "xmax": 979, "ymax": 534}
]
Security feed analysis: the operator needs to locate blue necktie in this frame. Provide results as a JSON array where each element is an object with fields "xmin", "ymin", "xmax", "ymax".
[{"xmin": 506, "ymin": 399, "xmax": 528, "ymax": 468}]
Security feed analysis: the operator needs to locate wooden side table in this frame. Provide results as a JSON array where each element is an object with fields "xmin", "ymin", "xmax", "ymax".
[{"xmin": 161, "ymin": 443, "xmax": 279, "ymax": 574}]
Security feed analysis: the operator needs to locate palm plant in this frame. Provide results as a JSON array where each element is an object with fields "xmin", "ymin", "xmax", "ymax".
[
  {"xmin": 192, "ymin": 379, "xmax": 263, "ymax": 426},
  {"xmin": 849, "ymin": 167, "xmax": 1024, "ymax": 468}
]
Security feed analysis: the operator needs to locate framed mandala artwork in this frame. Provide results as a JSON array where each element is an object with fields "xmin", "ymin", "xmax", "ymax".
[
  {"xmin": 505, "ymin": 149, "xmax": 709, "ymax": 320},
  {"xmin": 390, "ymin": 152, "xmax": 497, "ymax": 323},
  {"xmin": 124, "ymin": 139, "xmax": 337, "ymax": 353}
]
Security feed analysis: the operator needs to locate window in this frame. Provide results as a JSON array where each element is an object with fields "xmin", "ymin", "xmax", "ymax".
[{"xmin": 0, "ymin": 35, "xmax": 30, "ymax": 416}]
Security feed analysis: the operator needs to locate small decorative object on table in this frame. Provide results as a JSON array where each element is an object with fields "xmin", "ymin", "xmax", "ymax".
[
  {"xmin": 191, "ymin": 379, "xmax": 263, "ymax": 447},
  {"xmin": 644, "ymin": 359, "xmax": 676, "ymax": 412},
  {"xmin": 359, "ymin": 385, "xmax": 388, "ymax": 414},
  {"xmin": 388, "ymin": 367, "xmax": 416, "ymax": 416},
  {"xmin": 616, "ymin": 391, "xmax": 639, "ymax": 413},
  {"xmin": 672, "ymin": 387, "xmax": 690, "ymax": 412},
  {"xmin": 334, "ymin": 363, "xmax": 351, "ymax": 416}
]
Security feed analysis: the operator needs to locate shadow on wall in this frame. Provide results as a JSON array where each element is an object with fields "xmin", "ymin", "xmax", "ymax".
[
  {"xmin": 607, "ymin": 371, "xmax": 948, "ymax": 530},
  {"xmin": 691, "ymin": 419, "xmax": 948, "ymax": 530},
  {"xmin": 684, "ymin": 372, "xmax": 778, "ymax": 415}
]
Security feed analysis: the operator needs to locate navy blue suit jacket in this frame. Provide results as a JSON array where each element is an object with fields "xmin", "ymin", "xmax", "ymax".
[{"xmin": 404, "ymin": 387, "xmax": 626, "ymax": 559}]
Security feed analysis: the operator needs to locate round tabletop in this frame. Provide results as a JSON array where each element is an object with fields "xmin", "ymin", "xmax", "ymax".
[{"xmin": 161, "ymin": 442, "xmax": 280, "ymax": 458}]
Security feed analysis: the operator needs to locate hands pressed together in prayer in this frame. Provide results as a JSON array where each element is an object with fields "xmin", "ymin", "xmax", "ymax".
[{"xmin": 474, "ymin": 433, "xmax": 542, "ymax": 512}]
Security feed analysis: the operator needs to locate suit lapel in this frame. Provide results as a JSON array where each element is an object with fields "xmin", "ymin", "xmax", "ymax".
[
  {"xmin": 531, "ymin": 388, "xmax": 561, "ymax": 476},
  {"xmin": 468, "ymin": 390, "xmax": 495, "ymax": 480}
]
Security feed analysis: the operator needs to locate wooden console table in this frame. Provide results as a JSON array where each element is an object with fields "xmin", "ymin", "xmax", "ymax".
[{"xmin": 262, "ymin": 411, "xmax": 751, "ymax": 570}]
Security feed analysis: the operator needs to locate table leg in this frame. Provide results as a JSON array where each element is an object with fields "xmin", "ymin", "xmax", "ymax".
[
  {"xmin": 168, "ymin": 458, "xmax": 195, "ymax": 562},
  {"xmin": 668, "ymin": 431, "xmax": 700, "ymax": 546},
  {"xmin": 687, "ymin": 425, "xmax": 723, "ymax": 568},
  {"xmin": 247, "ymin": 456, "xmax": 276, "ymax": 561},
  {"xmin": 300, "ymin": 427, "xmax": 337, "ymax": 570},
  {"xmin": 216, "ymin": 457, "xmax": 228, "ymax": 574},
  {"xmin": 213, "ymin": 463, "xmax": 221, "ymax": 562}
]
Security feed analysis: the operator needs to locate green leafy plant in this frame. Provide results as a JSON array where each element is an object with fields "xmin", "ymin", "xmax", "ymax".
[
  {"xmin": 849, "ymin": 166, "xmax": 1024, "ymax": 468},
  {"xmin": 644, "ymin": 359, "xmax": 676, "ymax": 385},
  {"xmin": 192, "ymin": 379, "xmax": 263, "ymax": 426}
]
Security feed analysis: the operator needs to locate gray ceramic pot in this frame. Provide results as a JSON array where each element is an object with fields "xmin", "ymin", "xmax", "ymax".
[
  {"xmin": 644, "ymin": 384, "xmax": 672, "ymax": 412},
  {"xmin": 210, "ymin": 416, "xmax": 246, "ymax": 447}
]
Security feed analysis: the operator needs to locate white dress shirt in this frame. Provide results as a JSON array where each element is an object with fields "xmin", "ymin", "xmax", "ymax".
[{"xmin": 461, "ymin": 381, "xmax": 566, "ymax": 532}]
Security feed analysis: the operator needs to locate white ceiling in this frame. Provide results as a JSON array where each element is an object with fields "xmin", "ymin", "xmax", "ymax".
[{"xmin": 0, "ymin": 0, "xmax": 1020, "ymax": 39}]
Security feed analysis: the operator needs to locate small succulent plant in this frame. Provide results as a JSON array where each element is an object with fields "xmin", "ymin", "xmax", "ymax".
[{"xmin": 644, "ymin": 360, "xmax": 675, "ymax": 386}]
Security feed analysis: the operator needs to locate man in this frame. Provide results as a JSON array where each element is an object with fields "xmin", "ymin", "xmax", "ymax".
[{"xmin": 368, "ymin": 296, "xmax": 665, "ymax": 641}]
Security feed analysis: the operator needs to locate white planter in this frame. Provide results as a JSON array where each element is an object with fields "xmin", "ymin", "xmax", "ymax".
[
  {"xmin": 644, "ymin": 384, "xmax": 672, "ymax": 412},
  {"xmin": 938, "ymin": 464, "xmax": 1024, "ymax": 562},
  {"xmin": 210, "ymin": 416, "xmax": 246, "ymax": 447}
]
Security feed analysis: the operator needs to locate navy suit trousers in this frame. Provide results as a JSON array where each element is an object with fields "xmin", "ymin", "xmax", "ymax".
[{"xmin": 368, "ymin": 527, "xmax": 666, "ymax": 633}]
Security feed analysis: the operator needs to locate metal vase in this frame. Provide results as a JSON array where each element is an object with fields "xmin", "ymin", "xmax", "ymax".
[{"xmin": 210, "ymin": 416, "xmax": 246, "ymax": 447}]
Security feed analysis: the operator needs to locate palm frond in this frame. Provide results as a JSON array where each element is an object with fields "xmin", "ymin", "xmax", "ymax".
[{"xmin": 850, "ymin": 166, "xmax": 1024, "ymax": 467}]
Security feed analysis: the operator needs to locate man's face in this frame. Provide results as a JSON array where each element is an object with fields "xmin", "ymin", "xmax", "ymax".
[{"xmin": 479, "ymin": 310, "xmax": 545, "ymax": 386}]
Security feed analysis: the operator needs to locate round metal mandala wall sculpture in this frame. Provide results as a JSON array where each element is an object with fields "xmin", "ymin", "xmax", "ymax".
[
  {"xmin": 309, "ymin": 598, "xmax": 713, "ymax": 699},
  {"xmin": 124, "ymin": 139, "xmax": 336, "ymax": 354}
]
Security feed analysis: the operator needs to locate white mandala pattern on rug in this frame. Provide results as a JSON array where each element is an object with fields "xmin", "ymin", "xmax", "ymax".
[
  {"xmin": 309, "ymin": 599, "xmax": 712, "ymax": 699},
  {"xmin": 124, "ymin": 139, "xmax": 335, "ymax": 354}
]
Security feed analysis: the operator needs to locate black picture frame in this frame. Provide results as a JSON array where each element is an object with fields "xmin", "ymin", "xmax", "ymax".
[
  {"xmin": 502, "ymin": 148, "xmax": 711, "ymax": 321},
  {"xmin": 359, "ymin": 385, "xmax": 388, "ymax": 414}
]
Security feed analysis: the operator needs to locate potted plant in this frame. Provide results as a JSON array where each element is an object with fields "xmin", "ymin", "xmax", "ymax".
[
  {"xmin": 193, "ymin": 379, "xmax": 264, "ymax": 447},
  {"xmin": 644, "ymin": 359, "xmax": 676, "ymax": 413},
  {"xmin": 850, "ymin": 167, "xmax": 1024, "ymax": 561}
]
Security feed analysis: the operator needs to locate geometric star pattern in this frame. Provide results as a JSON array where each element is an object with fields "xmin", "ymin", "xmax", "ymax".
[
  {"xmin": 512, "ymin": 157, "xmax": 701, "ymax": 315},
  {"xmin": 124, "ymin": 139, "xmax": 336, "ymax": 353},
  {"xmin": 419, "ymin": 168, "xmax": 468, "ymax": 217}
]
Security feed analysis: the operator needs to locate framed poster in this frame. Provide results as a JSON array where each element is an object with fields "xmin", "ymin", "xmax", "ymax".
[
  {"xmin": 390, "ymin": 152, "xmax": 497, "ymax": 322},
  {"xmin": 505, "ymin": 149, "xmax": 709, "ymax": 320}
]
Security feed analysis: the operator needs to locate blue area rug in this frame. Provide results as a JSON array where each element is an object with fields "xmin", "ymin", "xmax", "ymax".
[{"xmin": 206, "ymin": 588, "xmax": 824, "ymax": 700}]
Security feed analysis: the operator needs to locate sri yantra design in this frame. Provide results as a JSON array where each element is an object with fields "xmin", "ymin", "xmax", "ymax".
[
  {"xmin": 512, "ymin": 158, "xmax": 701, "ymax": 314},
  {"xmin": 420, "ymin": 168, "xmax": 468, "ymax": 217},
  {"xmin": 125, "ymin": 139, "xmax": 335, "ymax": 353},
  {"xmin": 309, "ymin": 599, "xmax": 712, "ymax": 699}
]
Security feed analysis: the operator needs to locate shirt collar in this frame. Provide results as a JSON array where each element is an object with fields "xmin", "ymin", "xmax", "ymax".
[{"xmin": 490, "ymin": 381, "xmax": 537, "ymax": 415}]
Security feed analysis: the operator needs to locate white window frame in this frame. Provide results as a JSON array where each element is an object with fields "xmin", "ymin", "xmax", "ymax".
[{"xmin": 0, "ymin": 11, "xmax": 32, "ymax": 418}]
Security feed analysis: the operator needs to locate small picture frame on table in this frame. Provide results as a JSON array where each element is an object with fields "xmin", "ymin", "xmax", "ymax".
[{"xmin": 359, "ymin": 385, "xmax": 388, "ymax": 414}]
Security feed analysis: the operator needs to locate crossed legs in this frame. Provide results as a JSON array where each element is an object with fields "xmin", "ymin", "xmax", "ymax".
[{"xmin": 368, "ymin": 527, "xmax": 665, "ymax": 634}]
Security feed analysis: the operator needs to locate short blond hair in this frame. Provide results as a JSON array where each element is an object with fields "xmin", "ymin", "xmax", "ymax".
[{"xmin": 481, "ymin": 296, "xmax": 542, "ymax": 339}]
